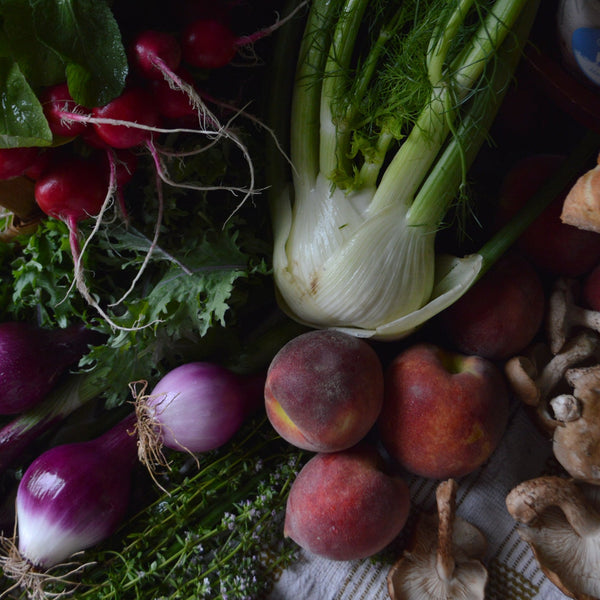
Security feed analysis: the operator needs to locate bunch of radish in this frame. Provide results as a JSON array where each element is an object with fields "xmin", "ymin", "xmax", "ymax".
[{"xmin": 0, "ymin": 2, "xmax": 302, "ymax": 330}]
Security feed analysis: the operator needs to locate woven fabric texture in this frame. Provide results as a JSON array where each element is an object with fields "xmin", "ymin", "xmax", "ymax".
[{"xmin": 269, "ymin": 401, "xmax": 574, "ymax": 600}]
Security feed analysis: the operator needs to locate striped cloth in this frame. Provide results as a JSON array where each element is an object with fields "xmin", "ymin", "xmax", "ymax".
[{"xmin": 269, "ymin": 401, "xmax": 573, "ymax": 600}]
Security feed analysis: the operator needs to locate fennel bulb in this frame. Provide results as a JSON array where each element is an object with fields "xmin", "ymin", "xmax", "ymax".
[
  {"xmin": 269, "ymin": 0, "xmax": 540, "ymax": 340},
  {"xmin": 274, "ymin": 174, "xmax": 438, "ymax": 333}
]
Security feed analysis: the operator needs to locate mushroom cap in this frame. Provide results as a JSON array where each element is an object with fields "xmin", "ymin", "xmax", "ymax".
[
  {"xmin": 553, "ymin": 366, "xmax": 600, "ymax": 482},
  {"xmin": 388, "ymin": 483, "xmax": 488, "ymax": 600},
  {"xmin": 506, "ymin": 476, "xmax": 600, "ymax": 599},
  {"xmin": 561, "ymin": 163, "xmax": 600, "ymax": 234}
]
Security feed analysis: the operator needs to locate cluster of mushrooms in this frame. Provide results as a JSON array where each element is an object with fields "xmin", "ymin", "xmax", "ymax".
[
  {"xmin": 504, "ymin": 154, "xmax": 600, "ymax": 599},
  {"xmin": 502, "ymin": 275, "xmax": 600, "ymax": 600},
  {"xmin": 386, "ymin": 159, "xmax": 600, "ymax": 599}
]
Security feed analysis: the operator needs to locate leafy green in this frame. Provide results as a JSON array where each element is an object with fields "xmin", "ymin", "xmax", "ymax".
[
  {"xmin": 0, "ymin": 0, "xmax": 127, "ymax": 147},
  {"xmin": 0, "ymin": 136, "xmax": 280, "ymax": 407},
  {"xmin": 0, "ymin": 58, "xmax": 52, "ymax": 146},
  {"xmin": 0, "ymin": 5, "xmax": 305, "ymax": 597},
  {"xmin": 30, "ymin": 0, "xmax": 128, "ymax": 107},
  {"xmin": 6, "ymin": 219, "xmax": 83, "ymax": 326},
  {"xmin": 0, "ymin": 0, "xmax": 65, "ymax": 85}
]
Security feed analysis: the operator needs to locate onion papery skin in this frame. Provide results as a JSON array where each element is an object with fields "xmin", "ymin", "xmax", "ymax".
[
  {"xmin": 147, "ymin": 362, "xmax": 248, "ymax": 454},
  {"xmin": 16, "ymin": 414, "xmax": 137, "ymax": 569}
]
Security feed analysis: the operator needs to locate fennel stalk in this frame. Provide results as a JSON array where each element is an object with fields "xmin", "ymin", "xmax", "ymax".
[{"xmin": 269, "ymin": 0, "xmax": 542, "ymax": 340}]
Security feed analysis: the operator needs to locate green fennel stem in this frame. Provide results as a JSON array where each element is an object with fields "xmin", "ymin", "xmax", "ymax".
[
  {"xmin": 319, "ymin": 0, "xmax": 370, "ymax": 177},
  {"xmin": 290, "ymin": 0, "xmax": 338, "ymax": 185},
  {"xmin": 406, "ymin": 0, "xmax": 538, "ymax": 228},
  {"xmin": 372, "ymin": 0, "xmax": 530, "ymax": 219},
  {"xmin": 427, "ymin": 0, "xmax": 475, "ymax": 84}
]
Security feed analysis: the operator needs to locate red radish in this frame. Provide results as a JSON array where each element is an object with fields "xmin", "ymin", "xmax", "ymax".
[
  {"xmin": 40, "ymin": 83, "xmax": 89, "ymax": 137},
  {"xmin": 33, "ymin": 149, "xmax": 146, "ymax": 330},
  {"xmin": 92, "ymin": 87, "xmax": 161, "ymax": 149},
  {"xmin": 23, "ymin": 148, "xmax": 53, "ymax": 181},
  {"xmin": 181, "ymin": 7, "xmax": 306, "ymax": 70},
  {"xmin": 79, "ymin": 126, "xmax": 114, "ymax": 149},
  {"xmin": 131, "ymin": 30, "xmax": 182, "ymax": 80},
  {"xmin": 102, "ymin": 148, "xmax": 138, "ymax": 220},
  {"xmin": 34, "ymin": 153, "xmax": 110, "ymax": 267},
  {"xmin": 151, "ymin": 67, "xmax": 197, "ymax": 120},
  {"xmin": 0, "ymin": 147, "xmax": 40, "ymax": 180},
  {"xmin": 102, "ymin": 148, "xmax": 138, "ymax": 187},
  {"xmin": 129, "ymin": 30, "xmax": 203, "ymax": 124},
  {"xmin": 181, "ymin": 19, "xmax": 238, "ymax": 69}
]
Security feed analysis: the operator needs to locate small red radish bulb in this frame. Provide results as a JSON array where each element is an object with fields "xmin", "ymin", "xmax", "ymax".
[
  {"xmin": 180, "ymin": 9, "xmax": 301, "ymax": 71},
  {"xmin": 131, "ymin": 30, "xmax": 182, "ymax": 80},
  {"xmin": 34, "ymin": 152, "xmax": 111, "ymax": 275},
  {"xmin": 40, "ymin": 83, "xmax": 90, "ymax": 138},
  {"xmin": 91, "ymin": 87, "xmax": 161, "ymax": 149},
  {"xmin": 181, "ymin": 19, "xmax": 238, "ymax": 69},
  {"xmin": 0, "ymin": 147, "xmax": 41, "ymax": 180}
]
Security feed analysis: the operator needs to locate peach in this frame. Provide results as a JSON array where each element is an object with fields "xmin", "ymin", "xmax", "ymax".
[
  {"xmin": 264, "ymin": 329, "xmax": 384, "ymax": 452},
  {"xmin": 284, "ymin": 442, "xmax": 410, "ymax": 561},
  {"xmin": 378, "ymin": 343, "xmax": 509, "ymax": 479},
  {"xmin": 438, "ymin": 253, "xmax": 545, "ymax": 360}
]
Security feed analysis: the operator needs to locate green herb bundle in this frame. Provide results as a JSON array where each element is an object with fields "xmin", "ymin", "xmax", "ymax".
[{"xmin": 2, "ymin": 417, "xmax": 305, "ymax": 600}]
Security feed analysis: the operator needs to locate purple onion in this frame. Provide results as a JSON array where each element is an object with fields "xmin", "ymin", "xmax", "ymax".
[
  {"xmin": 15, "ymin": 413, "xmax": 137, "ymax": 569},
  {"xmin": 0, "ymin": 321, "xmax": 102, "ymax": 414},
  {"xmin": 145, "ymin": 362, "xmax": 260, "ymax": 454}
]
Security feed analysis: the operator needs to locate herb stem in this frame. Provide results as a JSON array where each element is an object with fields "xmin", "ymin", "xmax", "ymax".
[{"xmin": 75, "ymin": 417, "xmax": 303, "ymax": 600}]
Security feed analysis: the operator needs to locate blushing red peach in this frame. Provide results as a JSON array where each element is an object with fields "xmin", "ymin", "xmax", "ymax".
[
  {"xmin": 264, "ymin": 329, "xmax": 384, "ymax": 452},
  {"xmin": 378, "ymin": 343, "xmax": 509, "ymax": 479},
  {"xmin": 284, "ymin": 442, "xmax": 410, "ymax": 560},
  {"xmin": 438, "ymin": 253, "xmax": 545, "ymax": 359}
]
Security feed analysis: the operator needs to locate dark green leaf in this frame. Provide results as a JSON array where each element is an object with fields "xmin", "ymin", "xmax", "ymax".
[
  {"xmin": 30, "ymin": 0, "xmax": 128, "ymax": 107},
  {"xmin": 0, "ymin": 0, "xmax": 66, "ymax": 86},
  {"xmin": 0, "ymin": 57, "xmax": 53, "ymax": 146}
]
